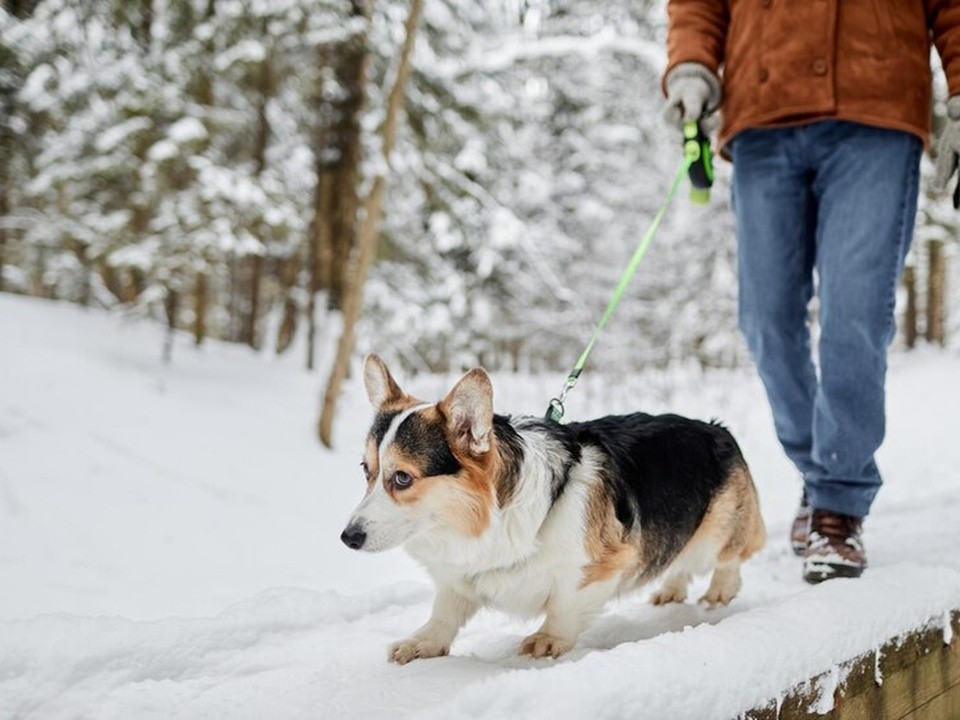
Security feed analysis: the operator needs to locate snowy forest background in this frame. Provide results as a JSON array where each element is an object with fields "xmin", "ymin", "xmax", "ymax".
[
  {"xmin": 0, "ymin": 0, "xmax": 956, "ymax": 442},
  {"xmin": 2, "ymin": 4, "xmax": 960, "ymax": 714}
]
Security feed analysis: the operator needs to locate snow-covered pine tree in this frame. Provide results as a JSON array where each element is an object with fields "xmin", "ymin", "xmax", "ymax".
[
  {"xmin": 360, "ymin": 0, "xmax": 535, "ymax": 372},
  {"xmin": 360, "ymin": 0, "xmax": 744, "ymax": 373},
  {"xmin": 0, "ymin": 0, "xmax": 802, "ymax": 375}
]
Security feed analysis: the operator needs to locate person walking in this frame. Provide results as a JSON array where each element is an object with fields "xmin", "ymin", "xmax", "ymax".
[{"xmin": 662, "ymin": 1, "xmax": 960, "ymax": 583}]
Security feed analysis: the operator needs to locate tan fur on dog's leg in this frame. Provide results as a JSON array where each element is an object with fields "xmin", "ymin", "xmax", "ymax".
[
  {"xmin": 699, "ymin": 559, "xmax": 742, "ymax": 608},
  {"xmin": 389, "ymin": 586, "xmax": 478, "ymax": 664}
]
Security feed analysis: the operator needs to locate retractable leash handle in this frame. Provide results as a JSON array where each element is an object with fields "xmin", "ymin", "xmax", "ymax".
[{"xmin": 683, "ymin": 120, "xmax": 714, "ymax": 204}]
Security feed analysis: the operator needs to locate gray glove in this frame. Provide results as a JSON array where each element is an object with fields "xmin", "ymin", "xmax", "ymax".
[
  {"xmin": 663, "ymin": 62, "xmax": 722, "ymax": 132},
  {"xmin": 932, "ymin": 95, "xmax": 960, "ymax": 206}
]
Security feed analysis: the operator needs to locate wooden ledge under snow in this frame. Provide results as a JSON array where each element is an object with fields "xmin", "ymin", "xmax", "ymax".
[{"xmin": 745, "ymin": 608, "xmax": 959, "ymax": 719}]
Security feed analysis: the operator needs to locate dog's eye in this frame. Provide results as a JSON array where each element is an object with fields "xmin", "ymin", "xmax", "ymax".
[
  {"xmin": 360, "ymin": 461, "xmax": 371, "ymax": 480},
  {"xmin": 392, "ymin": 471, "xmax": 414, "ymax": 490}
]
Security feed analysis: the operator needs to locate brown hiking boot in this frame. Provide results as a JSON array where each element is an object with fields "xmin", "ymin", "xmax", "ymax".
[
  {"xmin": 790, "ymin": 490, "xmax": 811, "ymax": 556},
  {"xmin": 802, "ymin": 509, "xmax": 867, "ymax": 584}
]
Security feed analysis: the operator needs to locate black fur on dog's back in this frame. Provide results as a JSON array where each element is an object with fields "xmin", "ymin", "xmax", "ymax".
[{"xmin": 558, "ymin": 413, "xmax": 745, "ymax": 577}]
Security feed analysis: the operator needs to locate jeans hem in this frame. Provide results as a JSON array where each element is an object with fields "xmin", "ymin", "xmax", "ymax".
[{"xmin": 805, "ymin": 482, "xmax": 878, "ymax": 519}]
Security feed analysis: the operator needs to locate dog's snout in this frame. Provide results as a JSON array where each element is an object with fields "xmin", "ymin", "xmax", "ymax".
[{"xmin": 340, "ymin": 524, "xmax": 367, "ymax": 550}]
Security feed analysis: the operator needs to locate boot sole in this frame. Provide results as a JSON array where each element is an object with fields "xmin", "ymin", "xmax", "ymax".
[{"xmin": 803, "ymin": 563, "xmax": 865, "ymax": 584}]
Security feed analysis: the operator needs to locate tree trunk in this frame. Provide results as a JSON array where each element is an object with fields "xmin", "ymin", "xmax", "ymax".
[
  {"xmin": 31, "ymin": 247, "xmax": 47, "ymax": 297},
  {"xmin": 253, "ymin": 33, "xmax": 271, "ymax": 177},
  {"xmin": 306, "ymin": 266, "xmax": 317, "ymax": 370},
  {"xmin": 313, "ymin": 1, "xmax": 369, "ymax": 312},
  {"xmin": 76, "ymin": 246, "xmax": 92, "ymax": 307},
  {"xmin": 926, "ymin": 240, "xmax": 946, "ymax": 346},
  {"xmin": 100, "ymin": 265, "xmax": 123, "ymax": 301},
  {"xmin": 276, "ymin": 295, "xmax": 299, "ymax": 355},
  {"xmin": 194, "ymin": 271, "xmax": 208, "ymax": 346},
  {"xmin": 121, "ymin": 268, "xmax": 144, "ymax": 303},
  {"xmin": 306, "ymin": 170, "xmax": 333, "ymax": 370},
  {"xmin": 241, "ymin": 254, "xmax": 263, "ymax": 349},
  {"xmin": 903, "ymin": 265, "xmax": 917, "ymax": 349},
  {"xmin": 310, "ymin": 45, "xmax": 332, "ymax": 320},
  {"xmin": 0, "ymin": 185, "xmax": 7, "ymax": 294},
  {"xmin": 163, "ymin": 287, "xmax": 179, "ymax": 365},
  {"xmin": 318, "ymin": 0, "xmax": 423, "ymax": 447},
  {"xmin": 191, "ymin": 0, "xmax": 217, "ymax": 106},
  {"xmin": 138, "ymin": 0, "xmax": 153, "ymax": 48},
  {"xmin": 274, "ymin": 253, "xmax": 302, "ymax": 354},
  {"xmin": 0, "ymin": 55, "xmax": 9, "ymax": 296},
  {"xmin": 241, "ymin": 39, "xmax": 271, "ymax": 351},
  {"xmin": 227, "ymin": 251, "xmax": 240, "ymax": 342},
  {"xmin": 306, "ymin": 16, "xmax": 368, "ymax": 370}
]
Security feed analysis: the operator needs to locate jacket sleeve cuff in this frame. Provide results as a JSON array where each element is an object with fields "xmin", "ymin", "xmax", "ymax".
[{"xmin": 663, "ymin": 62, "xmax": 722, "ymax": 113}]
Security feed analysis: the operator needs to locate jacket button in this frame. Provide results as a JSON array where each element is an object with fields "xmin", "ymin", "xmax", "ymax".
[
  {"xmin": 812, "ymin": 58, "xmax": 828, "ymax": 75},
  {"xmin": 759, "ymin": 68, "xmax": 769, "ymax": 82}
]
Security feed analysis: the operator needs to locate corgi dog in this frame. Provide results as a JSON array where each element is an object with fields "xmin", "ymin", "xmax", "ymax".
[{"xmin": 341, "ymin": 355, "xmax": 765, "ymax": 663}]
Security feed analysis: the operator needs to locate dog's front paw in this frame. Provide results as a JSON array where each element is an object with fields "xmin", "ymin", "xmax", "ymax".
[
  {"xmin": 518, "ymin": 632, "xmax": 573, "ymax": 659},
  {"xmin": 649, "ymin": 586, "xmax": 688, "ymax": 605},
  {"xmin": 699, "ymin": 567, "xmax": 742, "ymax": 608},
  {"xmin": 698, "ymin": 587, "xmax": 737, "ymax": 608},
  {"xmin": 388, "ymin": 636, "xmax": 450, "ymax": 664}
]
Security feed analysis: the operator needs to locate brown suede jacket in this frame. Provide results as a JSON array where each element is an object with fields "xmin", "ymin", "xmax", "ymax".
[{"xmin": 665, "ymin": 0, "xmax": 960, "ymax": 151}]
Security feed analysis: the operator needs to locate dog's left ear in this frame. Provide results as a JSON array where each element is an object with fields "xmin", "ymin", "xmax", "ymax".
[
  {"xmin": 363, "ymin": 354, "xmax": 404, "ymax": 408},
  {"xmin": 440, "ymin": 368, "xmax": 494, "ymax": 456}
]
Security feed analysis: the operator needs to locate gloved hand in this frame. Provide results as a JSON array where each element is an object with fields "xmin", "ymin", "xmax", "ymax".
[
  {"xmin": 663, "ymin": 62, "xmax": 722, "ymax": 133},
  {"xmin": 932, "ymin": 95, "xmax": 960, "ymax": 208}
]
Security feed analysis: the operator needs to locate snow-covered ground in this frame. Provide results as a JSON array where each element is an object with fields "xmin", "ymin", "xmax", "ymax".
[{"xmin": 1, "ymin": 294, "xmax": 959, "ymax": 719}]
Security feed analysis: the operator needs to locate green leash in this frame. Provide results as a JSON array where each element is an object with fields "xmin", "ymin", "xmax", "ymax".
[{"xmin": 544, "ymin": 121, "xmax": 713, "ymax": 423}]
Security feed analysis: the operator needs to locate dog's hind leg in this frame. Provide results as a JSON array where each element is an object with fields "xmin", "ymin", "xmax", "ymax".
[
  {"xmin": 697, "ymin": 462, "xmax": 762, "ymax": 608},
  {"xmin": 699, "ymin": 559, "xmax": 742, "ymax": 608}
]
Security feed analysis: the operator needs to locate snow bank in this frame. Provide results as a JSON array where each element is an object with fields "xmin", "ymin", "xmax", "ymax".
[
  {"xmin": 0, "ymin": 294, "xmax": 428, "ymax": 621},
  {"xmin": 422, "ymin": 566, "xmax": 960, "ymax": 720},
  {"xmin": 2, "ymin": 295, "xmax": 959, "ymax": 719},
  {"xmin": 0, "ymin": 584, "xmax": 430, "ymax": 720},
  {"xmin": 1, "ymin": 567, "xmax": 957, "ymax": 720}
]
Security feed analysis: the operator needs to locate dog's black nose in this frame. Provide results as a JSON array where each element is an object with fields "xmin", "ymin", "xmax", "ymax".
[{"xmin": 340, "ymin": 525, "xmax": 366, "ymax": 550}]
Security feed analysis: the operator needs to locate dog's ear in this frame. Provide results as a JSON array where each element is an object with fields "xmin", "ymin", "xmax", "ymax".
[
  {"xmin": 363, "ymin": 355, "xmax": 404, "ymax": 408},
  {"xmin": 440, "ymin": 368, "xmax": 493, "ymax": 455}
]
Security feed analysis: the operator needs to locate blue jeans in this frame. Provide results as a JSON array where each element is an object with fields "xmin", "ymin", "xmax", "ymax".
[{"xmin": 731, "ymin": 121, "xmax": 921, "ymax": 518}]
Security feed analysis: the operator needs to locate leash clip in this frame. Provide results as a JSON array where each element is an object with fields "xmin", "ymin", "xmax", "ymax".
[
  {"xmin": 545, "ymin": 373, "xmax": 579, "ymax": 422},
  {"xmin": 545, "ymin": 397, "xmax": 564, "ymax": 423}
]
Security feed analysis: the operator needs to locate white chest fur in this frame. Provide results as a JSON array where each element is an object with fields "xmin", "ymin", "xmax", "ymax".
[{"xmin": 405, "ymin": 436, "xmax": 602, "ymax": 617}]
